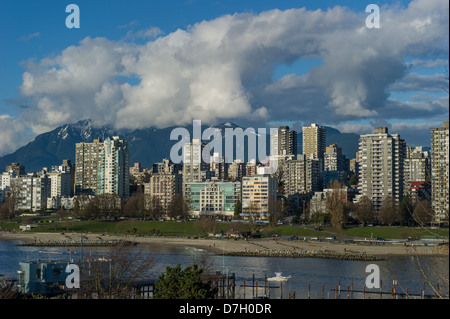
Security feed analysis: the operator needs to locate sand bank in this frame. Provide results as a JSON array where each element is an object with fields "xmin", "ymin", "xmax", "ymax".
[{"xmin": 1, "ymin": 231, "xmax": 446, "ymax": 259}]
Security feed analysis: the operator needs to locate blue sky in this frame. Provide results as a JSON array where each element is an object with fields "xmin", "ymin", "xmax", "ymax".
[
  {"xmin": 0, "ymin": 0, "xmax": 385, "ymax": 113},
  {"xmin": 0, "ymin": 0, "xmax": 448, "ymax": 155}
]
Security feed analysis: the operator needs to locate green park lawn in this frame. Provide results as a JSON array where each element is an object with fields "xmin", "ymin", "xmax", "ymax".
[
  {"xmin": 256, "ymin": 224, "xmax": 448, "ymax": 240},
  {"xmin": 328, "ymin": 225, "xmax": 449, "ymax": 240},
  {"xmin": 1, "ymin": 219, "xmax": 230, "ymax": 237},
  {"xmin": 1, "ymin": 217, "xmax": 448, "ymax": 240}
]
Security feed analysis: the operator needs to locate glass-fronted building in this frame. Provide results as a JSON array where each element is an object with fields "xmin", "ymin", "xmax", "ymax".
[{"xmin": 185, "ymin": 180, "xmax": 241, "ymax": 218}]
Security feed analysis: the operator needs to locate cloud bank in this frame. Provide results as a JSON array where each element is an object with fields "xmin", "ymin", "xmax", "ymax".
[{"xmin": 1, "ymin": 0, "xmax": 448, "ymax": 155}]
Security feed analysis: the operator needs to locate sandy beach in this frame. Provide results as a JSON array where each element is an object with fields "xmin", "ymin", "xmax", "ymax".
[{"xmin": 1, "ymin": 230, "xmax": 447, "ymax": 258}]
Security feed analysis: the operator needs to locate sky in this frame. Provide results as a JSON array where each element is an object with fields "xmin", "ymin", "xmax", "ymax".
[{"xmin": 0, "ymin": 0, "xmax": 448, "ymax": 157}]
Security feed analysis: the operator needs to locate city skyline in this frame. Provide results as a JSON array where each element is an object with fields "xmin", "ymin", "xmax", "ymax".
[
  {"xmin": 0, "ymin": 0, "xmax": 448, "ymax": 158},
  {"xmin": 1, "ymin": 120, "xmax": 448, "ymax": 223}
]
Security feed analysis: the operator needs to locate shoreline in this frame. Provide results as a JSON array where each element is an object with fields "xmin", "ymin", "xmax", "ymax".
[{"xmin": 1, "ymin": 231, "xmax": 447, "ymax": 260}]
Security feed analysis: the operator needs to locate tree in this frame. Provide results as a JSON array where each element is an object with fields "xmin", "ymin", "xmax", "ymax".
[
  {"xmin": 21, "ymin": 216, "xmax": 34, "ymax": 226},
  {"xmin": 228, "ymin": 221, "xmax": 250, "ymax": 237},
  {"xmin": 80, "ymin": 240, "xmax": 155, "ymax": 299},
  {"xmin": 325, "ymin": 181, "xmax": 348, "ymax": 230},
  {"xmin": 73, "ymin": 194, "xmax": 92, "ymax": 218},
  {"xmin": 153, "ymin": 264, "xmax": 218, "ymax": 299},
  {"xmin": 292, "ymin": 206, "xmax": 302, "ymax": 224},
  {"xmin": 0, "ymin": 197, "xmax": 16, "ymax": 221},
  {"xmin": 307, "ymin": 200, "xmax": 326, "ymax": 227},
  {"xmin": 124, "ymin": 193, "xmax": 147, "ymax": 219},
  {"xmin": 272, "ymin": 162, "xmax": 286, "ymax": 197},
  {"xmin": 400, "ymin": 195, "xmax": 415, "ymax": 226},
  {"xmin": 405, "ymin": 66, "xmax": 450, "ymax": 300},
  {"xmin": 244, "ymin": 201, "xmax": 261, "ymax": 234},
  {"xmin": 348, "ymin": 174, "xmax": 357, "ymax": 186},
  {"xmin": 148, "ymin": 196, "xmax": 164, "ymax": 220},
  {"xmin": 96, "ymin": 194, "xmax": 122, "ymax": 219},
  {"xmin": 56, "ymin": 208, "xmax": 68, "ymax": 221},
  {"xmin": 0, "ymin": 277, "xmax": 20, "ymax": 299},
  {"xmin": 195, "ymin": 217, "xmax": 217, "ymax": 236},
  {"xmin": 6, "ymin": 184, "xmax": 19, "ymax": 216},
  {"xmin": 378, "ymin": 196, "xmax": 402, "ymax": 226},
  {"xmin": 233, "ymin": 199, "xmax": 242, "ymax": 219},
  {"xmin": 0, "ymin": 201, "xmax": 11, "ymax": 220},
  {"xmin": 412, "ymin": 199, "xmax": 433, "ymax": 227},
  {"xmin": 73, "ymin": 197, "xmax": 81, "ymax": 216},
  {"xmin": 353, "ymin": 196, "xmax": 375, "ymax": 226},
  {"xmin": 81, "ymin": 197, "xmax": 100, "ymax": 220},
  {"xmin": 167, "ymin": 194, "xmax": 189, "ymax": 220},
  {"xmin": 123, "ymin": 194, "xmax": 138, "ymax": 218},
  {"xmin": 270, "ymin": 198, "xmax": 287, "ymax": 226}
]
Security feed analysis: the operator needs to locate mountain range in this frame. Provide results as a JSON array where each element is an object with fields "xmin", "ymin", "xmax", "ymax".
[{"xmin": 0, "ymin": 119, "xmax": 360, "ymax": 173}]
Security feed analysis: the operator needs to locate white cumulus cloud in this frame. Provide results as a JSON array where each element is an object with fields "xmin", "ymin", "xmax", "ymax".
[{"xmin": 1, "ymin": 0, "xmax": 448, "ymax": 156}]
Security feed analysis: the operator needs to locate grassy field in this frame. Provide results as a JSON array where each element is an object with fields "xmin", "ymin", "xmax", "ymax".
[
  {"xmin": 259, "ymin": 225, "xmax": 447, "ymax": 239},
  {"xmin": 1, "ymin": 217, "xmax": 448, "ymax": 239},
  {"xmin": 327, "ymin": 225, "xmax": 449, "ymax": 240},
  {"xmin": 1, "ymin": 219, "xmax": 232, "ymax": 237},
  {"xmin": 259, "ymin": 225, "xmax": 326, "ymax": 238}
]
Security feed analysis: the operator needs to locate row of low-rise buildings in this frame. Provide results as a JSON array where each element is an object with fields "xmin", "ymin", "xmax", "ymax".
[
  {"xmin": 142, "ymin": 152, "xmax": 277, "ymax": 219},
  {"xmin": 0, "ymin": 136, "xmax": 130, "ymax": 212},
  {"xmin": 1, "ymin": 161, "xmax": 74, "ymax": 211}
]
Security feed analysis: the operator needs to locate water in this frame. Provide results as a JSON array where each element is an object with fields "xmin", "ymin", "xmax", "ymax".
[{"xmin": 0, "ymin": 238, "xmax": 447, "ymax": 299}]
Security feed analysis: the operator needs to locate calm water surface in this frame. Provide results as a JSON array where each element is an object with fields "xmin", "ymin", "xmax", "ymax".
[{"xmin": 0, "ymin": 238, "xmax": 447, "ymax": 299}]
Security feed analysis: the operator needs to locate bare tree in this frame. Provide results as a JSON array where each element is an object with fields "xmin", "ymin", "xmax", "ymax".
[
  {"xmin": 0, "ymin": 201, "xmax": 12, "ymax": 220},
  {"xmin": 81, "ymin": 197, "xmax": 100, "ymax": 220},
  {"xmin": 272, "ymin": 160, "xmax": 287, "ymax": 197},
  {"xmin": 407, "ymin": 245, "xmax": 449, "ymax": 299},
  {"xmin": 307, "ymin": 200, "xmax": 327, "ymax": 227},
  {"xmin": 148, "ymin": 196, "xmax": 164, "ymax": 220},
  {"xmin": 194, "ymin": 217, "xmax": 217, "ymax": 236},
  {"xmin": 124, "ymin": 193, "xmax": 148, "ymax": 220},
  {"xmin": 412, "ymin": 199, "xmax": 433, "ymax": 227},
  {"xmin": 194, "ymin": 252, "xmax": 215, "ymax": 276},
  {"xmin": 73, "ymin": 194, "xmax": 93, "ymax": 217},
  {"xmin": 80, "ymin": 240, "xmax": 155, "ymax": 299},
  {"xmin": 325, "ymin": 181, "xmax": 348, "ymax": 230},
  {"xmin": 56, "ymin": 208, "xmax": 68, "ymax": 221},
  {"xmin": 7, "ymin": 183, "xmax": 19, "ymax": 216},
  {"xmin": 271, "ymin": 198, "xmax": 288, "ymax": 226},
  {"xmin": 353, "ymin": 196, "xmax": 375, "ymax": 226},
  {"xmin": 97, "ymin": 194, "xmax": 122, "ymax": 219},
  {"xmin": 244, "ymin": 202, "xmax": 261, "ymax": 234},
  {"xmin": 378, "ymin": 195, "xmax": 402, "ymax": 226},
  {"xmin": 167, "ymin": 194, "xmax": 189, "ymax": 221},
  {"xmin": 0, "ymin": 277, "xmax": 20, "ymax": 299},
  {"xmin": 403, "ymin": 66, "xmax": 449, "ymax": 299},
  {"xmin": 228, "ymin": 221, "xmax": 250, "ymax": 237},
  {"xmin": 0, "ymin": 194, "xmax": 18, "ymax": 221}
]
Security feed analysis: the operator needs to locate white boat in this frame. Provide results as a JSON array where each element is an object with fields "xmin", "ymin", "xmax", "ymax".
[{"xmin": 267, "ymin": 272, "xmax": 291, "ymax": 282}]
